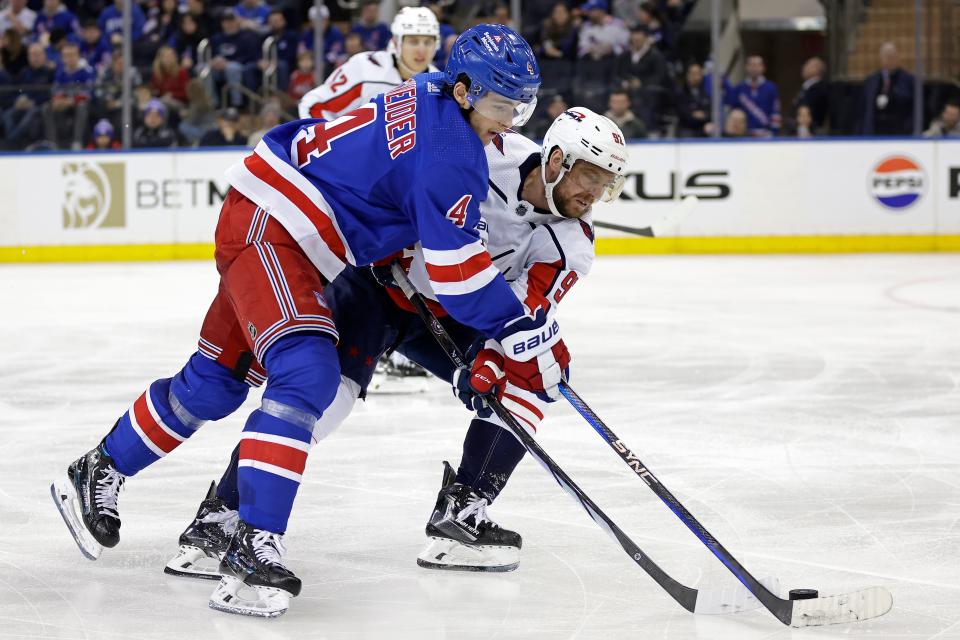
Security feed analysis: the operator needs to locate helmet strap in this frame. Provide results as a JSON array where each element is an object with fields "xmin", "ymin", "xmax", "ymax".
[{"xmin": 541, "ymin": 149, "xmax": 570, "ymax": 218}]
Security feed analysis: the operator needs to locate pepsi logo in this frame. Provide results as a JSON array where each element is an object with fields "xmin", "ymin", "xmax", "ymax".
[{"xmin": 868, "ymin": 155, "xmax": 925, "ymax": 210}]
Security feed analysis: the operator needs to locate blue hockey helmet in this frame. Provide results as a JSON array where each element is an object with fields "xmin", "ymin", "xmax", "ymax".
[{"xmin": 444, "ymin": 24, "xmax": 540, "ymax": 127}]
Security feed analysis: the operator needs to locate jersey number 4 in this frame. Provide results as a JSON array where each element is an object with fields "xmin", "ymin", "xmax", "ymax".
[
  {"xmin": 446, "ymin": 195, "xmax": 471, "ymax": 228},
  {"xmin": 293, "ymin": 103, "xmax": 376, "ymax": 169}
]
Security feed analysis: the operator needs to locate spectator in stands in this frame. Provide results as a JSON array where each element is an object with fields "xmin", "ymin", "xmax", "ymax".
[
  {"xmin": 0, "ymin": 57, "xmax": 13, "ymax": 118},
  {"xmin": 100, "ymin": 49, "xmax": 142, "ymax": 125},
  {"xmin": 34, "ymin": 0, "xmax": 78, "ymax": 43},
  {"xmin": 143, "ymin": 0, "xmax": 179, "ymax": 51},
  {"xmin": 200, "ymin": 106, "xmax": 245, "ymax": 146},
  {"xmin": 350, "ymin": 0, "xmax": 391, "ymax": 52},
  {"xmin": 151, "ymin": 45, "xmax": 189, "ymax": 109},
  {"xmin": 538, "ymin": 2, "xmax": 578, "ymax": 61},
  {"xmin": 259, "ymin": 10, "xmax": 298, "ymax": 92},
  {"xmin": 792, "ymin": 105, "xmax": 814, "ymax": 138},
  {"xmin": 184, "ymin": 0, "xmax": 214, "ymax": 41},
  {"xmin": 423, "ymin": 1, "xmax": 457, "ymax": 69},
  {"xmin": 923, "ymin": 101, "xmax": 960, "ymax": 138},
  {"xmin": 860, "ymin": 42, "xmax": 914, "ymax": 136},
  {"xmin": 247, "ymin": 101, "xmax": 281, "ymax": 146},
  {"xmin": 731, "ymin": 54, "xmax": 780, "ymax": 137},
  {"xmin": 577, "ymin": 0, "xmax": 628, "ymax": 60},
  {"xmin": 133, "ymin": 97, "xmax": 177, "ymax": 147},
  {"xmin": 0, "ymin": 0, "xmax": 36, "ymax": 38},
  {"xmin": 88, "ymin": 117, "xmax": 120, "ymax": 149},
  {"xmin": 614, "ymin": 25, "xmax": 666, "ymax": 130},
  {"xmin": 675, "ymin": 61, "xmax": 710, "ymax": 137},
  {"xmin": 178, "ymin": 78, "xmax": 215, "ymax": 145},
  {"xmin": 1, "ymin": 28, "xmax": 27, "ymax": 76},
  {"xmin": 489, "ymin": 3, "xmax": 511, "ymax": 26},
  {"xmin": 43, "ymin": 41, "xmax": 93, "ymax": 149},
  {"xmin": 78, "ymin": 20, "xmax": 111, "ymax": 75},
  {"xmin": 527, "ymin": 93, "xmax": 568, "ymax": 138},
  {"xmin": 792, "ymin": 56, "xmax": 828, "ymax": 132},
  {"xmin": 98, "ymin": 0, "xmax": 145, "ymax": 46},
  {"xmin": 288, "ymin": 50, "xmax": 314, "ymax": 102},
  {"xmin": 206, "ymin": 10, "xmax": 260, "ymax": 108},
  {"xmin": 2, "ymin": 42, "xmax": 53, "ymax": 148},
  {"xmin": 635, "ymin": 2, "xmax": 666, "ymax": 49},
  {"xmin": 723, "ymin": 107, "xmax": 747, "ymax": 137},
  {"xmin": 169, "ymin": 13, "xmax": 203, "ymax": 71},
  {"xmin": 44, "ymin": 27, "xmax": 70, "ymax": 66},
  {"xmin": 343, "ymin": 32, "xmax": 364, "ymax": 59},
  {"xmin": 605, "ymin": 89, "xmax": 646, "ymax": 138},
  {"xmin": 235, "ymin": 0, "xmax": 270, "ymax": 35},
  {"xmin": 299, "ymin": 5, "xmax": 346, "ymax": 69}
]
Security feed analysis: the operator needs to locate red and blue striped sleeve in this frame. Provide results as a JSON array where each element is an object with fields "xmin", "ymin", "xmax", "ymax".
[{"xmin": 406, "ymin": 165, "xmax": 525, "ymax": 337}]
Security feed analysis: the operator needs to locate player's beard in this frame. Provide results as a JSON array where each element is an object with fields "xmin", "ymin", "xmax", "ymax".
[{"xmin": 553, "ymin": 187, "xmax": 592, "ymax": 219}]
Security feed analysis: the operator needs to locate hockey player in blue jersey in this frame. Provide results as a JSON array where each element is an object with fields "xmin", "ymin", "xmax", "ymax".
[
  {"xmin": 163, "ymin": 107, "xmax": 628, "ymax": 580},
  {"xmin": 50, "ymin": 24, "xmax": 551, "ymax": 618}
]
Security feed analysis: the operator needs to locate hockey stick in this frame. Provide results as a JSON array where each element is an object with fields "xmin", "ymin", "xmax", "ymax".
[
  {"xmin": 558, "ymin": 387, "xmax": 893, "ymax": 627},
  {"xmin": 390, "ymin": 262, "xmax": 774, "ymax": 617},
  {"xmin": 593, "ymin": 195, "xmax": 698, "ymax": 237}
]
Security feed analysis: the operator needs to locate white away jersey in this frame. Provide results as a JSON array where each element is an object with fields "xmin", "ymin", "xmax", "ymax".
[
  {"xmin": 402, "ymin": 130, "xmax": 595, "ymax": 319},
  {"xmin": 298, "ymin": 50, "xmax": 438, "ymax": 120}
]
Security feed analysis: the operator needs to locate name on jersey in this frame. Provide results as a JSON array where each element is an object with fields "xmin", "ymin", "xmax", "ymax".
[{"xmin": 384, "ymin": 81, "xmax": 418, "ymax": 160}]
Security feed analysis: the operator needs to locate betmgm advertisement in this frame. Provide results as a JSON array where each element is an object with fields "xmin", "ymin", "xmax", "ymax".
[{"xmin": 0, "ymin": 141, "xmax": 958, "ymax": 260}]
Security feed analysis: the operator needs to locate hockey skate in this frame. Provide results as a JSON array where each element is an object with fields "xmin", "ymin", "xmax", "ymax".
[
  {"xmin": 368, "ymin": 351, "xmax": 431, "ymax": 394},
  {"xmin": 50, "ymin": 442, "xmax": 126, "ymax": 561},
  {"xmin": 164, "ymin": 481, "xmax": 238, "ymax": 580},
  {"xmin": 209, "ymin": 520, "xmax": 301, "ymax": 618},
  {"xmin": 417, "ymin": 462, "xmax": 522, "ymax": 572}
]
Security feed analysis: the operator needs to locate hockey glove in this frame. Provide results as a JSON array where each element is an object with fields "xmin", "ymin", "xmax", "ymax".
[
  {"xmin": 452, "ymin": 340, "xmax": 506, "ymax": 418},
  {"xmin": 497, "ymin": 309, "xmax": 570, "ymax": 400}
]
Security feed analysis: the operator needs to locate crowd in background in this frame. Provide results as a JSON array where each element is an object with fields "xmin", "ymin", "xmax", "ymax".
[{"xmin": 0, "ymin": 0, "xmax": 958, "ymax": 151}]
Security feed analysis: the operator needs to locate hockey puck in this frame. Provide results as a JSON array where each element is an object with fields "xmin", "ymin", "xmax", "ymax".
[{"xmin": 789, "ymin": 588, "xmax": 819, "ymax": 600}]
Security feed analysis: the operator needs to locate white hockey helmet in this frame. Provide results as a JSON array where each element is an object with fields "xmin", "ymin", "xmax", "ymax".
[
  {"xmin": 389, "ymin": 7, "xmax": 440, "ymax": 57},
  {"xmin": 540, "ymin": 107, "xmax": 628, "ymax": 217}
]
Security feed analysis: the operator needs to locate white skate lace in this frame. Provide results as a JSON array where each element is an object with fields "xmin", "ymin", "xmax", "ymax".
[
  {"xmin": 95, "ymin": 468, "xmax": 125, "ymax": 518},
  {"xmin": 251, "ymin": 529, "xmax": 288, "ymax": 567},
  {"xmin": 201, "ymin": 507, "xmax": 240, "ymax": 536},
  {"xmin": 457, "ymin": 495, "xmax": 493, "ymax": 527}
]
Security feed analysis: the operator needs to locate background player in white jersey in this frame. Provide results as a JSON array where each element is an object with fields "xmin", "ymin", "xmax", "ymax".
[
  {"xmin": 298, "ymin": 7, "xmax": 439, "ymax": 121},
  {"xmin": 299, "ymin": 6, "xmax": 441, "ymax": 390},
  {"xmin": 164, "ymin": 108, "xmax": 628, "ymax": 578}
]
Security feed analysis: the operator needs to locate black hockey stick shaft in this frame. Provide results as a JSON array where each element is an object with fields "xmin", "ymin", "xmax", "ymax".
[
  {"xmin": 558, "ymin": 384, "xmax": 793, "ymax": 626},
  {"xmin": 388, "ymin": 262, "xmax": 699, "ymax": 613},
  {"xmin": 593, "ymin": 220, "xmax": 655, "ymax": 236}
]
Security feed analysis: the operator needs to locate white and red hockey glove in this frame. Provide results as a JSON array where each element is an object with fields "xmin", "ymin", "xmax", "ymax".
[
  {"xmin": 452, "ymin": 340, "xmax": 506, "ymax": 417},
  {"xmin": 496, "ymin": 310, "xmax": 570, "ymax": 400}
]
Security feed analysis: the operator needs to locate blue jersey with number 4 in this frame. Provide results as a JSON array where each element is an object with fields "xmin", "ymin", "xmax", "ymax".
[{"xmin": 226, "ymin": 72, "xmax": 524, "ymax": 338}]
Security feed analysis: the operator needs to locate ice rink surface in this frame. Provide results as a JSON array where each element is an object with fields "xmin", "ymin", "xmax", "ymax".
[{"xmin": 1, "ymin": 254, "xmax": 959, "ymax": 640}]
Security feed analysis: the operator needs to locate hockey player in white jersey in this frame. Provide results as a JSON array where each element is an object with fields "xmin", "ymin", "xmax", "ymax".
[
  {"xmin": 165, "ymin": 108, "xmax": 628, "ymax": 579},
  {"xmin": 416, "ymin": 107, "xmax": 628, "ymax": 571},
  {"xmin": 298, "ymin": 7, "xmax": 439, "ymax": 120}
]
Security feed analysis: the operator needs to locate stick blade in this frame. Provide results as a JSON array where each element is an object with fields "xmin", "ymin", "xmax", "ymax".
[
  {"xmin": 694, "ymin": 576, "xmax": 780, "ymax": 615},
  {"xmin": 651, "ymin": 195, "xmax": 698, "ymax": 237},
  {"xmin": 789, "ymin": 586, "xmax": 893, "ymax": 628}
]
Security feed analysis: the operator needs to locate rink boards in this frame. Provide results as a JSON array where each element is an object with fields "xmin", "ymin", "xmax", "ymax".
[{"xmin": 1, "ymin": 138, "xmax": 958, "ymax": 262}]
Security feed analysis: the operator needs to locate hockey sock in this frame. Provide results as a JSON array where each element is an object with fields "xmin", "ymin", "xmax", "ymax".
[
  {"xmin": 216, "ymin": 375, "xmax": 360, "ymax": 510},
  {"xmin": 217, "ymin": 443, "xmax": 242, "ymax": 511},
  {"xmin": 236, "ymin": 334, "xmax": 339, "ymax": 533},
  {"xmin": 105, "ymin": 354, "xmax": 249, "ymax": 477},
  {"xmin": 455, "ymin": 418, "xmax": 527, "ymax": 502}
]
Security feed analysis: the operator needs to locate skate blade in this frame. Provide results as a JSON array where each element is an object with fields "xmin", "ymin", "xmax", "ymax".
[
  {"xmin": 208, "ymin": 575, "xmax": 291, "ymax": 618},
  {"xmin": 163, "ymin": 545, "xmax": 223, "ymax": 580},
  {"xmin": 417, "ymin": 536, "xmax": 519, "ymax": 573},
  {"xmin": 50, "ymin": 480, "xmax": 102, "ymax": 561}
]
